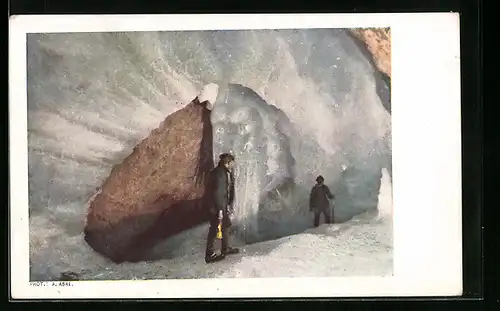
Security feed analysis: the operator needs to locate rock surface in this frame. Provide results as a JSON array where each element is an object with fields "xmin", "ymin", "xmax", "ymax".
[
  {"xmin": 84, "ymin": 96, "xmax": 215, "ymax": 263},
  {"xmin": 349, "ymin": 28, "xmax": 391, "ymax": 78}
]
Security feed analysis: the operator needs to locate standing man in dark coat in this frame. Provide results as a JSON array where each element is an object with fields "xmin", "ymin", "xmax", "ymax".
[
  {"xmin": 205, "ymin": 153, "xmax": 240, "ymax": 263},
  {"xmin": 309, "ymin": 175, "xmax": 335, "ymax": 227}
]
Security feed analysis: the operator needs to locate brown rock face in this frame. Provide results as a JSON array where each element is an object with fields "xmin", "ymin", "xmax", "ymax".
[
  {"xmin": 84, "ymin": 97, "xmax": 215, "ymax": 263},
  {"xmin": 349, "ymin": 28, "xmax": 391, "ymax": 78}
]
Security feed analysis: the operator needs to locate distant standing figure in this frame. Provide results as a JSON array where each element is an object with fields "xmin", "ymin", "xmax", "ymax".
[
  {"xmin": 309, "ymin": 175, "xmax": 335, "ymax": 227},
  {"xmin": 204, "ymin": 153, "xmax": 240, "ymax": 263}
]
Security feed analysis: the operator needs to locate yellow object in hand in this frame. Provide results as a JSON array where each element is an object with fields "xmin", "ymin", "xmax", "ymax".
[{"xmin": 216, "ymin": 223, "xmax": 222, "ymax": 239}]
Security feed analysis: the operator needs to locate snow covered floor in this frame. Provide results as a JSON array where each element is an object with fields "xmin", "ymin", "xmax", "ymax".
[
  {"xmin": 30, "ymin": 212, "xmax": 392, "ymax": 281},
  {"xmin": 220, "ymin": 216, "xmax": 393, "ymax": 278}
]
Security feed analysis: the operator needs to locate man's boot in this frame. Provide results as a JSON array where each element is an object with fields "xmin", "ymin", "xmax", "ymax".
[{"xmin": 205, "ymin": 252, "xmax": 224, "ymax": 263}]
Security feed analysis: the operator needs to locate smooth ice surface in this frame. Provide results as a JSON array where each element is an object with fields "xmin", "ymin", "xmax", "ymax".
[
  {"xmin": 27, "ymin": 29, "xmax": 392, "ymax": 281},
  {"xmin": 210, "ymin": 81, "xmax": 390, "ymax": 244}
]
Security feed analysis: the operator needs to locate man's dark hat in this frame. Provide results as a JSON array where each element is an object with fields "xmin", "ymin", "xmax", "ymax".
[
  {"xmin": 219, "ymin": 153, "xmax": 235, "ymax": 161},
  {"xmin": 316, "ymin": 175, "xmax": 324, "ymax": 182}
]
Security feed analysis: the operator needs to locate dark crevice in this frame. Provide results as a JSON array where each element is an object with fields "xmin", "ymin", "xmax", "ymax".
[{"xmin": 193, "ymin": 97, "xmax": 215, "ymax": 187}]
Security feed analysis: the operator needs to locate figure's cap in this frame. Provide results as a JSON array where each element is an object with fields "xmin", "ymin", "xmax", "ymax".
[{"xmin": 219, "ymin": 153, "xmax": 235, "ymax": 161}]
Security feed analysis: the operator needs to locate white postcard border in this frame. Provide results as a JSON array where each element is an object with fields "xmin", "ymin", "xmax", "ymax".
[{"xmin": 9, "ymin": 13, "xmax": 462, "ymax": 299}]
